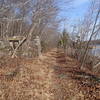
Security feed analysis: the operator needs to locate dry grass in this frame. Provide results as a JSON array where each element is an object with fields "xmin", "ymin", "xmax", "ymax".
[{"xmin": 0, "ymin": 49, "xmax": 99, "ymax": 100}]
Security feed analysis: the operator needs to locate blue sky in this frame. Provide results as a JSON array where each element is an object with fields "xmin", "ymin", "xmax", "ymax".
[
  {"xmin": 58, "ymin": 0, "xmax": 90, "ymax": 31},
  {"xmin": 13, "ymin": 0, "xmax": 91, "ymax": 31}
]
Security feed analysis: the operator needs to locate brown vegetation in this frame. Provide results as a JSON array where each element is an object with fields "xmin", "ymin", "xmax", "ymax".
[
  {"xmin": 0, "ymin": 49, "xmax": 99, "ymax": 100},
  {"xmin": 0, "ymin": 0, "xmax": 100, "ymax": 99}
]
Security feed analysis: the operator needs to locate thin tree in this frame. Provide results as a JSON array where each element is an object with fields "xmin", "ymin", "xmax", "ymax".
[{"xmin": 81, "ymin": 7, "xmax": 100, "ymax": 69}]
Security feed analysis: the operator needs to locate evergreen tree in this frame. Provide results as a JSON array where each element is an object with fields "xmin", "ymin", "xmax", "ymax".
[{"xmin": 61, "ymin": 28, "xmax": 69, "ymax": 50}]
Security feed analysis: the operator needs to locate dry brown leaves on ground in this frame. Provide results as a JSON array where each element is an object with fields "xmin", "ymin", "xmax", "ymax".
[{"xmin": 0, "ymin": 49, "xmax": 99, "ymax": 100}]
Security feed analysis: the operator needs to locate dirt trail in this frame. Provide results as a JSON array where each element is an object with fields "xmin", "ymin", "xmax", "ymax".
[
  {"xmin": 0, "ymin": 49, "xmax": 99, "ymax": 100},
  {"xmin": 42, "ymin": 49, "xmax": 83, "ymax": 100}
]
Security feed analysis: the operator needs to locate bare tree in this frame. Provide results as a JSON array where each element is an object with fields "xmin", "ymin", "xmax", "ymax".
[{"xmin": 80, "ymin": 0, "xmax": 100, "ymax": 69}]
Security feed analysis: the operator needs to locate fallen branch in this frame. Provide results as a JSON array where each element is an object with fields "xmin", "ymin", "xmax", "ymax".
[
  {"xmin": 11, "ymin": 37, "xmax": 26, "ymax": 58},
  {"xmin": 93, "ymin": 61, "xmax": 100, "ymax": 69}
]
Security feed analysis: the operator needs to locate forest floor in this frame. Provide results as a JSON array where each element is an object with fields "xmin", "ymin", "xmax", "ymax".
[{"xmin": 0, "ymin": 48, "xmax": 100, "ymax": 100}]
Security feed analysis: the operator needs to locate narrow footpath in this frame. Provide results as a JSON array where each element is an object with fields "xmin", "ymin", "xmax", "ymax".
[{"xmin": 0, "ymin": 49, "xmax": 99, "ymax": 100}]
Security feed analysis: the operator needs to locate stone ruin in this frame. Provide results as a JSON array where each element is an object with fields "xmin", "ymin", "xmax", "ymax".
[{"xmin": 0, "ymin": 36, "xmax": 42, "ymax": 58}]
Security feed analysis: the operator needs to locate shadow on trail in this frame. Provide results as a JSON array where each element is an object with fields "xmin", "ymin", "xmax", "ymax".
[
  {"xmin": 53, "ymin": 48, "xmax": 100, "ymax": 99},
  {"xmin": 54, "ymin": 48, "xmax": 100, "ymax": 87}
]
